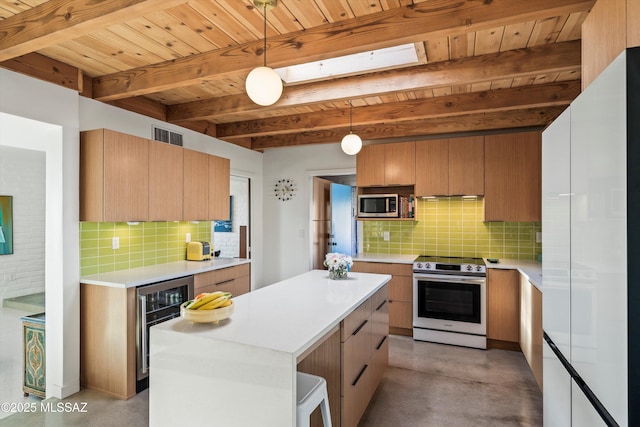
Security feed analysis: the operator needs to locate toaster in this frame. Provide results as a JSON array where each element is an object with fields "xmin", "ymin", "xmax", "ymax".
[{"xmin": 186, "ymin": 241, "xmax": 212, "ymax": 261}]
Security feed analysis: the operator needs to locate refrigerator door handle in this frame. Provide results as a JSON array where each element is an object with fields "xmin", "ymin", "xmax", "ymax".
[{"xmin": 543, "ymin": 333, "xmax": 619, "ymax": 427}]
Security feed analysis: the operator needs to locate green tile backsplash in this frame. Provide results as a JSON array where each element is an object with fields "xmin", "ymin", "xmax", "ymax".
[
  {"xmin": 80, "ymin": 221, "xmax": 211, "ymax": 276},
  {"xmin": 362, "ymin": 197, "xmax": 541, "ymax": 260}
]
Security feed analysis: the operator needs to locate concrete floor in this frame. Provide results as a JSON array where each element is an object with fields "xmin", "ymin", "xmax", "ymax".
[
  {"xmin": 0, "ymin": 335, "xmax": 541, "ymax": 427},
  {"xmin": 359, "ymin": 336, "xmax": 542, "ymax": 426}
]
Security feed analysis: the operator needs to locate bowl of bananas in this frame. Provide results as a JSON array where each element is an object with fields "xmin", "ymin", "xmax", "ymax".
[{"xmin": 180, "ymin": 291, "xmax": 234, "ymax": 324}]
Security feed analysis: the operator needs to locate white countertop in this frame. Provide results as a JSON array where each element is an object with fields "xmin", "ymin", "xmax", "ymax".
[
  {"xmin": 149, "ymin": 269, "xmax": 391, "ymax": 427},
  {"xmin": 352, "ymin": 252, "xmax": 418, "ymax": 264},
  {"xmin": 152, "ymin": 269, "xmax": 391, "ymax": 358},
  {"xmin": 485, "ymin": 258, "xmax": 542, "ymax": 291},
  {"xmin": 80, "ymin": 257, "xmax": 251, "ymax": 288}
]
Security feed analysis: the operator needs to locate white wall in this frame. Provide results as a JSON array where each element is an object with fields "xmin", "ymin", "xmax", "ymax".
[
  {"xmin": 78, "ymin": 98, "xmax": 265, "ymax": 287},
  {"xmin": 0, "ymin": 146, "xmax": 46, "ymax": 301},
  {"xmin": 0, "ymin": 68, "xmax": 80, "ymax": 399},
  {"xmin": 262, "ymin": 143, "xmax": 356, "ymax": 284}
]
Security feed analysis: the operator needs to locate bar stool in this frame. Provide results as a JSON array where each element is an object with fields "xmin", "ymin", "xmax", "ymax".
[{"xmin": 296, "ymin": 371, "xmax": 332, "ymax": 427}]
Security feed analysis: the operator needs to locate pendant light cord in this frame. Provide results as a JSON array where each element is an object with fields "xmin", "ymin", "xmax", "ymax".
[
  {"xmin": 349, "ymin": 100, "xmax": 353, "ymax": 133},
  {"xmin": 263, "ymin": 3, "xmax": 267, "ymax": 67}
]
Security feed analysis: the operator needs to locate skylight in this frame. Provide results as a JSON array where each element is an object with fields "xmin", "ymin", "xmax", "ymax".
[{"xmin": 274, "ymin": 43, "xmax": 420, "ymax": 84}]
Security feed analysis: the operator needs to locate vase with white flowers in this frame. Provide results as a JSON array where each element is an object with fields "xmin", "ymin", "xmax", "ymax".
[{"xmin": 324, "ymin": 252, "xmax": 353, "ymax": 280}]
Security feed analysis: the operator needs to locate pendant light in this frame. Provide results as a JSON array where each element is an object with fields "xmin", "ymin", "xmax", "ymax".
[
  {"xmin": 245, "ymin": 0, "xmax": 283, "ymax": 106},
  {"xmin": 341, "ymin": 100, "xmax": 362, "ymax": 155}
]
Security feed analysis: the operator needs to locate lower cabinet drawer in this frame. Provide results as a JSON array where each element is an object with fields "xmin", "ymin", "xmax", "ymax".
[
  {"xmin": 341, "ymin": 361, "xmax": 373, "ymax": 427},
  {"xmin": 371, "ymin": 334, "xmax": 389, "ymax": 389},
  {"xmin": 342, "ymin": 320, "xmax": 372, "ymax": 390},
  {"xmin": 195, "ymin": 279, "xmax": 235, "ymax": 295},
  {"xmin": 342, "ymin": 298, "xmax": 372, "ymax": 341}
]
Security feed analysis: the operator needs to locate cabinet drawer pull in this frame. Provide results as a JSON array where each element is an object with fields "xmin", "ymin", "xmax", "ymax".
[
  {"xmin": 376, "ymin": 335, "xmax": 388, "ymax": 350},
  {"xmin": 376, "ymin": 300, "xmax": 387, "ymax": 311},
  {"xmin": 352, "ymin": 319, "xmax": 368, "ymax": 336},
  {"xmin": 215, "ymin": 279, "xmax": 234, "ymax": 286},
  {"xmin": 352, "ymin": 364, "xmax": 368, "ymax": 387}
]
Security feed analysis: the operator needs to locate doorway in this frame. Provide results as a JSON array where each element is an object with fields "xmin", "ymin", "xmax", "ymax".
[
  {"xmin": 311, "ymin": 174, "xmax": 357, "ymax": 270},
  {"xmin": 212, "ymin": 175, "xmax": 251, "ymax": 259}
]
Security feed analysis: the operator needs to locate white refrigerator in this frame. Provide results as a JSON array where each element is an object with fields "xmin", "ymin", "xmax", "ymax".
[{"xmin": 542, "ymin": 47, "xmax": 640, "ymax": 426}]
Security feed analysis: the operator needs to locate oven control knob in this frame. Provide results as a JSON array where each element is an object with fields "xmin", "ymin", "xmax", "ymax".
[
  {"xmin": 475, "ymin": 265, "xmax": 482, "ymax": 271},
  {"xmin": 466, "ymin": 265, "xmax": 472, "ymax": 271},
  {"xmin": 416, "ymin": 263, "xmax": 423, "ymax": 269},
  {"xmin": 425, "ymin": 263, "xmax": 430, "ymax": 269}
]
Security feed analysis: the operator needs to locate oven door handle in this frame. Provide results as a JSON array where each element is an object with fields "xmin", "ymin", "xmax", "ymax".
[{"xmin": 414, "ymin": 275, "xmax": 485, "ymax": 285}]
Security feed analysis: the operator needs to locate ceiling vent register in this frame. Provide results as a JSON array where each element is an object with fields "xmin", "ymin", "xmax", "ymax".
[{"xmin": 153, "ymin": 126, "xmax": 183, "ymax": 146}]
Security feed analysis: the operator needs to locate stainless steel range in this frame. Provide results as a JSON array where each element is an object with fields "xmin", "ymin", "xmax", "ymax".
[{"xmin": 413, "ymin": 256, "xmax": 487, "ymax": 349}]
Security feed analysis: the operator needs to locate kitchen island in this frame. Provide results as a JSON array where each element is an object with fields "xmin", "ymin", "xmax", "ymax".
[{"xmin": 149, "ymin": 269, "xmax": 391, "ymax": 427}]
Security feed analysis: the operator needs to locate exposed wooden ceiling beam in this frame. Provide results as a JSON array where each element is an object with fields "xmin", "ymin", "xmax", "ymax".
[
  {"xmin": 249, "ymin": 107, "xmax": 566, "ymax": 150},
  {"xmin": 168, "ymin": 40, "xmax": 581, "ymax": 123},
  {"xmin": 0, "ymin": 52, "xmax": 82, "ymax": 91},
  {"xmin": 92, "ymin": 0, "xmax": 594, "ymax": 101},
  {"xmin": 217, "ymin": 80, "xmax": 580, "ymax": 140},
  {"xmin": 0, "ymin": 0, "xmax": 189, "ymax": 62}
]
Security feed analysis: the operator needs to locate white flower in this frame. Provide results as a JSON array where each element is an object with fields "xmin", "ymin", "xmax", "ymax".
[{"xmin": 323, "ymin": 252, "xmax": 353, "ymax": 270}]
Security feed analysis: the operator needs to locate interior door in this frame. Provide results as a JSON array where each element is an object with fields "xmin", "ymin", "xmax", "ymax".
[
  {"xmin": 312, "ymin": 177, "xmax": 331, "ymax": 269},
  {"xmin": 330, "ymin": 182, "xmax": 353, "ymax": 256}
]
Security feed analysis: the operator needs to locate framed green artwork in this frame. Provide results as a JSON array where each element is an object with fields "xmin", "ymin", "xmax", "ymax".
[{"xmin": 0, "ymin": 195, "xmax": 13, "ymax": 255}]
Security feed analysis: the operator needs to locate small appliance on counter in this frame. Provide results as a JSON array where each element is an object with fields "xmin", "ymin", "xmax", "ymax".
[{"xmin": 187, "ymin": 241, "xmax": 212, "ymax": 261}]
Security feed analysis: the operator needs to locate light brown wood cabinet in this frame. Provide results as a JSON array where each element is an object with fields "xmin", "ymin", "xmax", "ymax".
[
  {"xmin": 341, "ymin": 285, "xmax": 388, "ymax": 427},
  {"xmin": 415, "ymin": 136, "xmax": 484, "ymax": 197},
  {"xmin": 351, "ymin": 261, "xmax": 413, "ymax": 336},
  {"xmin": 449, "ymin": 136, "xmax": 484, "ymax": 196},
  {"xmin": 487, "ymin": 268, "xmax": 520, "ymax": 344},
  {"xmin": 208, "ymin": 154, "xmax": 231, "ymax": 220},
  {"xmin": 581, "ymin": 0, "xmax": 640, "ymax": 90},
  {"xmin": 415, "ymin": 138, "xmax": 448, "ymax": 196},
  {"xmin": 193, "ymin": 263, "xmax": 251, "ymax": 297},
  {"xmin": 183, "ymin": 148, "xmax": 210, "ymax": 221},
  {"xmin": 484, "ymin": 131, "xmax": 541, "ymax": 222},
  {"xmin": 80, "ymin": 129, "xmax": 231, "ymax": 222},
  {"xmin": 80, "ymin": 129, "xmax": 150, "ymax": 222},
  {"xmin": 520, "ymin": 274, "xmax": 543, "ymax": 391},
  {"xmin": 80, "ymin": 283, "xmax": 137, "ymax": 399},
  {"xmin": 80, "ymin": 265, "xmax": 250, "ymax": 400},
  {"xmin": 356, "ymin": 141, "xmax": 415, "ymax": 187},
  {"xmin": 149, "ymin": 140, "xmax": 183, "ymax": 221}
]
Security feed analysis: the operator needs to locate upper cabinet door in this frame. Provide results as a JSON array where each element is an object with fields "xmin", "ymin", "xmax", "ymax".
[
  {"xmin": 183, "ymin": 149, "xmax": 209, "ymax": 221},
  {"xmin": 449, "ymin": 136, "xmax": 484, "ymax": 196},
  {"xmin": 356, "ymin": 144, "xmax": 386, "ymax": 187},
  {"xmin": 415, "ymin": 139, "xmax": 448, "ymax": 196},
  {"xmin": 484, "ymin": 131, "xmax": 541, "ymax": 222},
  {"xmin": 149, "ymin": 140, "xmax": 183, "ymax": 221},
  {"xmin": 80, "ymin": 129, "xmax": 149, "ymax": 222},
  {"xmin": 384, "ymin": 141, "xmax": 415, "ymax": 186},
  {"xmin": 208, "ymin": 154, "xmax": 230, "ymax": 220}
]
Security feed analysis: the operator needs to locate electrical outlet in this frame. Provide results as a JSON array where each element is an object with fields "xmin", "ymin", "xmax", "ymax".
[
  {"xmin": 383, "ymin": 231, "xmax": 390, "ymax": 241},
  {"xmin": 112, "ymin": 237, "xmax": 119, "ymax": 250},
  {"xmin": 536, "ymin": 232, "xmax": 542, "ymax": 243},
  {"xmin": 186, "ymin": 233, "xmax": 191, "ymax": 243}
]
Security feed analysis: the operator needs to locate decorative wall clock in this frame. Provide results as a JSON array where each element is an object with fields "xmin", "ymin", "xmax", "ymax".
[{"xmin": 274, "ymin": 179, "xmax": 296, "ymax": 201}]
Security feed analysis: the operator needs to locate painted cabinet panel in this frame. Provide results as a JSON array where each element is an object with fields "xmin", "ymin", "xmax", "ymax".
[{"xmin": 569, "ymin": 51, "xmax": 627, "ymax": 425}]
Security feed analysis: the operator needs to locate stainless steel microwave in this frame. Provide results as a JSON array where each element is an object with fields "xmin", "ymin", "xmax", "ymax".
[{"xmin": 358, "ymin": 194, "xmax": 399, "ymax": 218}]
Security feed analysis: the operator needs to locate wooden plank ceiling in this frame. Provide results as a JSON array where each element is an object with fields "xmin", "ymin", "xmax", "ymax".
[{"xmin": 0, "ymin": 0, "xmax": 594, "ymax": 151}]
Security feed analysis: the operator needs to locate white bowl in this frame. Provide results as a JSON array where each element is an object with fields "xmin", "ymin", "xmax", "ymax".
[{"xmin": 180, "ymin": 300, "xmax": 234, "ymax": 324}]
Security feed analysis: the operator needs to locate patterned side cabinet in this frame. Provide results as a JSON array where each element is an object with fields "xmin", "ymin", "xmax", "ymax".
[{"xmin": 22, "ymin": 312, "xmax": 45, "ymax": 398}]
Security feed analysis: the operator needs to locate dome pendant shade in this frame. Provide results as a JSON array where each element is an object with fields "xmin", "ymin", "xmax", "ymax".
[
  {"xmin": 246, "ymin": 66, "xmax": 283, "ymax": 106},
  {"xmin": 341, "ymin": 132, "xmax": 362, "ymax": 155}
]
